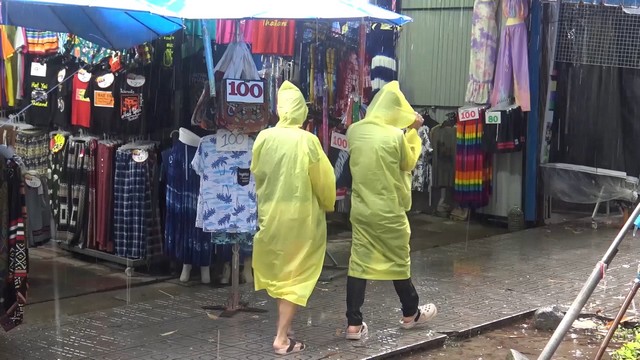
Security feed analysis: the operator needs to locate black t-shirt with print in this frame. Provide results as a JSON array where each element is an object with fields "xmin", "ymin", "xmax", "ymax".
[
  {"xmin": 86, "ymin": 70, "xmax": 119, "ymax": 135},
  {"xmin": 118, "ymin": 72, "xmax": 146, "ymax": 136},
  {"xmin": 150, "ymin": 32, "xmax": 183, "ymax": 129},
  {"xmin": 51, "ymin": 61, "xmax": 80, "ymax": 128},
  {"xmin": 183, "ymin": 47, "xmax": 209, "ymax": 127},
  {"xmin": 24, "ymin": 54, "xmax": 55, "ymax": 127}
]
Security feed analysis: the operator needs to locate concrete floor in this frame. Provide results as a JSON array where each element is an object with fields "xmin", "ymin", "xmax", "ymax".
[
  {"xmin": 3, "ymin": 216, "xmax": 638, "ymax": 359},
  {"xmin": 26, "ymin": 214, "xmax": 508, "ymax": 306}
]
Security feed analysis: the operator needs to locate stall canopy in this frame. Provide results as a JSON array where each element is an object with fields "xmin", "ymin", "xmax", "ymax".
[
  {"xmin": 146, "ymin": 0, "xmax": 412, "ymax": 26},
  {"xmin": 0, "ymin": 0, "xmax": 183, "ymax": 49}
]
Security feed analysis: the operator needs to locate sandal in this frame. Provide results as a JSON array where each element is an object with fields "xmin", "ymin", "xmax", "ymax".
[
  {"xmin": 345, "ymin": 322, "xmax": 368, "ymax": 340},
  {"xmin": 400, "ymin": 304, "xmax": 437, "ymax": 329},
  {"xmin": 274, "ymin": 338, "xmax": 305, "ymax": 355}
]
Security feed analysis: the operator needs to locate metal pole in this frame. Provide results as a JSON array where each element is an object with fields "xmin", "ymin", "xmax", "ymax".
[
  {"xmin": 594, "ymin": 274, "xmax": 640, "ymax": 360},
  {"xmin": 537, "ymin": 201, "xmax": 640, "ymax": 360}
]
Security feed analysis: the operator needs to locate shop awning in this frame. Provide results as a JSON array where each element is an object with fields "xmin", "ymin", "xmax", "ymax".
[
  {"xmin": 146, "ymin": 0, "xmax": 412, "ymax": 26},
  {"xmin": 0, "ymin": 0, "xmax": 183, "ymax": 49}
]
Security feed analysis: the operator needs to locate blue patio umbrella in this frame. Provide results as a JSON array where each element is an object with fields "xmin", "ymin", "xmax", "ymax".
[
  {"xmin": 0, "ymin": 0, "xmax": 183, "ymax": 49},
  {"xmin": 146, "ymin": 0, "xmax": 412, "ymax": 26}
]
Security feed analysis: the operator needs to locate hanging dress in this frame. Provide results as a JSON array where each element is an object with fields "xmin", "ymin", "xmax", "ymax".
[{"xmin": 465, "ymin": 0, "xmax": 498, "ymax": 105}]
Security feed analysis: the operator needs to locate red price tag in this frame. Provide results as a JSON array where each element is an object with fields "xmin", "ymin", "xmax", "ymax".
[
  {"xmin": 458, "ymin": 107, "xmax": 480, "ymax": 122},
  {"xmin": 226, "ymin": 79, "xmax": 265, "ymax": 104},
  {"xmin": 330, "ymin": 132, "xmax": 349, "ymax": 151}
]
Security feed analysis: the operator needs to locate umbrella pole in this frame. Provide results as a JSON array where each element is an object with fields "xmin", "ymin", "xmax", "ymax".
[
  {"xmin": 358, "ymin": 18, "xmax": 366, "ymax": 99},
  {"xmin": 536, "ymin": 201, "xmax": 640, "ymax": 360},
  {"xmin": 594, "ymin": 270, "xmax": 640, "ymax": 360}
]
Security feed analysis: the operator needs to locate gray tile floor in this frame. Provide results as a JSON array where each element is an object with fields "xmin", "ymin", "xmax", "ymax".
[{"xmin": 3, "ymin": 218, "xmax": 640, "ymax": 359}]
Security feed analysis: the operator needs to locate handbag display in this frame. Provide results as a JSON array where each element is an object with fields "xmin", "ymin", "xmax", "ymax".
[{"xmin": 214, "ymin": 42, "xmax": 269, "ymax": 134}]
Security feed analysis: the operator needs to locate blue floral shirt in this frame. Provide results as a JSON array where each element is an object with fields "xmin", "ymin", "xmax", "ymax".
[{"xmin": 192, "ymin": 132, "xmax": 257, "ymax": 233}]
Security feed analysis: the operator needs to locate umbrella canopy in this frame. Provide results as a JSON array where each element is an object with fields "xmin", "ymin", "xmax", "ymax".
[
  {"xmin": 0, "ymin": 0, "xmax": 183, "ymax": 49},
  {"xmin": 147, "ymin": 0, "xmax": 412, "ymax": 26}
]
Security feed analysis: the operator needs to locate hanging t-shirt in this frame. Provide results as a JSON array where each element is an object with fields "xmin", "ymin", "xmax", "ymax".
[
  {"xmin": 51, "ymin": 61, "xmax": 79, "ymax": 128},
  {"xmin": 216, "ymin": 20, "xmax": 254, "ymax": 45},
  {"xmin": 71, "ymin": 69, "xmax": 92, "ymax": 128},
  {"xmin": 24, "ymin": 56, "xmax": 55, "ymax": 126},
  {"xmin": 191, "ymin": 131, "xmax": 257, "ymax": 233},
  {"xmin": 250, "ymin": 20, "xmax": 296, "ymax": 56},
  {"xmin": 86, "ymin": 70, "xmax": 119, "ymax": 134},
  {"xmin": 119, "ymin": 73, "xmax": 146, "ymax": 135},
  {"xmin": 151, "ymin": 33, "xmax": 182, "ymax": 128}
]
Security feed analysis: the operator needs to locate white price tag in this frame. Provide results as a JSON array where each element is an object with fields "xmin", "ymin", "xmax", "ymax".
[
  {"xmin": 226, "ymin": 79, "xmax": 265, "ymax": 104},
  {"xmin": 486, "ymin": 111, "xmax": 502, "ymax": 124},
  {"xmin": 330, "ymin": 132, "xmax": 349, "ymax": 151},
  {"xmin": 132, "ymin": 149, "xmax": 149, "ymax": 163},
  {"xmin": 24, "ymin": 175, "xmax": 41, "ymax": 189},
  {"xmin": 31, "ymin": 62, "xmax": 47, "ymax": 77},
  {"xmin": 458, "ymin": 106, "xmax": 480, "ymax": 122},
  {"xmin": 216, "ymin": 130, "xmax": 250, "ymax": 152}
]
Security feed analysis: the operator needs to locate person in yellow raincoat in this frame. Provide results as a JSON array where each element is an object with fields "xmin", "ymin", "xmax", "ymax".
[
  {"xmin": 344, "ymin": 81, "xmax": 438, "ymax": 340},
  {"xmin": 251, "ymin": 81, "xmax": 336, "ymax": 355}
]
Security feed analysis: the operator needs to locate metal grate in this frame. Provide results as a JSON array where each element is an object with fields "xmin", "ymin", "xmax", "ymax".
[{"xmin": 556, "ymin": 3, "xmax": 640, "ymax": 68}]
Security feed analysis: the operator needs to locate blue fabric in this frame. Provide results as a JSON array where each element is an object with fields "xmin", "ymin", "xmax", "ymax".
[
  {"xmin": 164, "ymin": 141, "xmax": 212, "ymax": 267},
  {"xmin": 191, "ymin": 132, "xmax": 258, "ymax": 234},
  {"xmin": 1, "ymin": 0, "xmax": 183, "ymax": 49}
]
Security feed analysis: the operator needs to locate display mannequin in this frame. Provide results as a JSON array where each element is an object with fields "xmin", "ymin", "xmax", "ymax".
[{"xmin": 176, "ymin": 127, "xmax": 211, "ymax": 284}]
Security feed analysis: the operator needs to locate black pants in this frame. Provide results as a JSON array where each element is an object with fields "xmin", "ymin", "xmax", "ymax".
[{"xmin": 346, "ymin": 276, "xmax": 420, "ymax": 326}]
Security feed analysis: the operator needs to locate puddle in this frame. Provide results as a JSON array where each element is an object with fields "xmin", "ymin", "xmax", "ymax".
[{"xmin": 401, "ymin": 318, "xmax": 636, "ymax": 360}]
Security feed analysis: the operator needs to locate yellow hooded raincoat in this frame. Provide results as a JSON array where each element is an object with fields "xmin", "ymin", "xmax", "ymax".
[
  {"xmin": 251, "ymin": 81, "xmax": 336, "ymax": 307},
  {"xmin": 347, "ymin": 81, "xmax": 422, "ymax": 280}
]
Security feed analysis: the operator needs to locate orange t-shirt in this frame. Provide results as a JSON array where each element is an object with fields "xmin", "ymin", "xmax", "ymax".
[{"xmin": 250, "ymin": 20, "xmax": 296, "ymax": 57}]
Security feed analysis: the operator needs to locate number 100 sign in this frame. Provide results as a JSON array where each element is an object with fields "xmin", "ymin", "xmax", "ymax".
[
  {"xmin": 226, "ymin": 79, "xmax": 265, "ymax": 104},
  {"xmin": 458, "ymin": 106, "xmax": 480, "ymax": 122}
]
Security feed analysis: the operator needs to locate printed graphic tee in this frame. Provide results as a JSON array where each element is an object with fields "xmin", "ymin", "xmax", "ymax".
[
  {"xmin": 71, "ymin": 69, "xmax": 92, "ymax": 128},
  {"xmin": 118, "ymin": 73, "xmax": 146, "ymax": 135},
  {"xmin": 51, "ymin": 61, "xmax": 80, "ymax": 128},
  {"xmin": 250, "ymin": 20, "xmax": 296, "ymax": 56},
  {"xmin": 24, "ymin": 56, "xmax": 55, "ymax": 126},
  {"xmin": 191, "ymin": 131, "xmax": 257, "ymax": 233},
  {"xmin": 87, "ymin": 71, "xmax": 118, "ymax": 134}
]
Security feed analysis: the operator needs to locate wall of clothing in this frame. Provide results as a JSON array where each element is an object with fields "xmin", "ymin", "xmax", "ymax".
[
  {"xmin": 0, "ymin": 10, "xmax": 394, "ymax": 284},
  {"xmin": 0, "ymin": 151, "xmax": 29, "ymax": 333}
]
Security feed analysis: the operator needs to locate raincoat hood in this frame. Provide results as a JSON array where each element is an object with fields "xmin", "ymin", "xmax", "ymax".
[
  {"xmin": 364, "ymin": 81, "xmax": 415, "ymax": 129},
  {"xmin": 276, "ymin": 81, "xmax": 309, "ymax": 128}
]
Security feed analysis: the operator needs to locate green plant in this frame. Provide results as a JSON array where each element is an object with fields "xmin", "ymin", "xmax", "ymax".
[{"xmin": 612, "ymin": 327, "xmax": 640, "ymax": 360}]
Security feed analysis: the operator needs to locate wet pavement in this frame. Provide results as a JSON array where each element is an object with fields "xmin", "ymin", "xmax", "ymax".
[{"xmin": 3, "ymin": 217, "xmax": 640, "ymax": 359}]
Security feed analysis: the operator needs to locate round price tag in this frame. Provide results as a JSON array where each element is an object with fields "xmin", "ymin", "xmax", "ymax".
[
  {"xmin": 24, "ymin": 174, "xmax": 41, "ymax": 188},
  {"xmin": 50, "ymin": 134, "xmax": 66, "ymax": 153},
  {"xmin": 132, "ymin": 149, "xmax": 149, "ymax": 163}
]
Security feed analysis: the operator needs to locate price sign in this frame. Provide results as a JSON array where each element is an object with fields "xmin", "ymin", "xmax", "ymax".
[
  {"xmin": 458, "ymin": 106, "xmax": 480, "ymax": 122},
  {"xmin": 132, "ymin": 149, "xmax": 149, "ymax": 163},
  {"xmin": 330, "ymin": 132, "xmax": 349, "ymax": 151},
  {"xmin": 24, "ymin": 174, "xmax": 41, "ymax": 189},
  {"xmin": 50, "ymin": 134, "xmax": 66, "ymax": 153},
  {"xmin": 486, "ymin": 111, "xmax": 502, "ymax": 124},
  {"xmin": 216, "ymin": 130, "xmax": 250, "ymax": 152},
  {"xmin": 226, "ymin": 79, "xmax": 265, "ymax": 104},
  {"xmin": 31, "ymin": 62, "xmax": 47, "ymax": 77}
]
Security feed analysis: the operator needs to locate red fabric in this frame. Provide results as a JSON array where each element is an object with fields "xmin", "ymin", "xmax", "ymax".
[
  {"xmin": 71, "ymin": 74, "xmax": 91, "ymax": 128},
  {"xmin": 250, "ymin": 20, "xmax": 296, "ymax": 56}
]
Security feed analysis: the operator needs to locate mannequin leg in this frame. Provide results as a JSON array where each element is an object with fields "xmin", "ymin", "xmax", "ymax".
[
  {"xmin": 220, "ymin": 262, "xmax": 231, "ymax": 284},
  {"xmin": 180, "ymin": 264, "xmax": 192, "ymax": 282},
  {"xmin": 201, "ymin": 266, "xmax": 211, "ymax": 284},
  {"xmin": 242, "ymin": 257, "xmax": 253, "ymax": 284}
]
